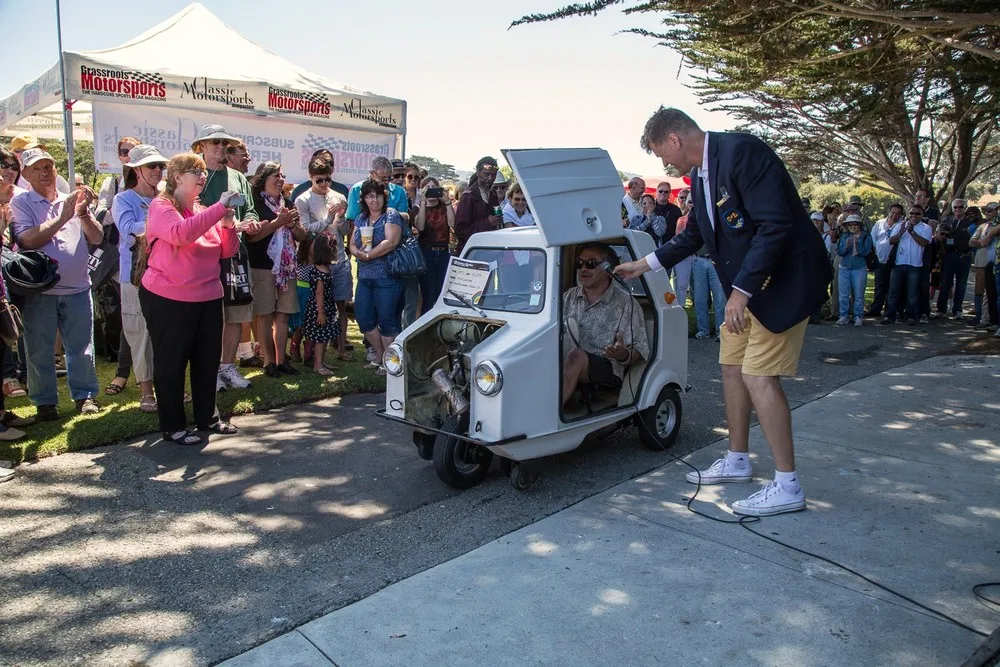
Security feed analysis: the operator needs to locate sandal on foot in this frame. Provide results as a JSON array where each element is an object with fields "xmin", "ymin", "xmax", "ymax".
[
  {"xmin": 104, "ymin": 379, "xmax": 127, "ymax": 396},
  {"xmin": 164, "ymin": 429, "xmax": 203, "ymax": 446},
  {"xmin": 337, "ymin": 352, "xmax": 352, "ymax": 361},
  {"xmin": 203, "ymin": 421, "xmax": 238, "ymax": 435},
  {"xmin": 139, "ymin": 395, "xmax": 157, "ymax": 414},
  {"xmin": 312, "ymin": 366, "xmax": 334, "ymax": 377}
]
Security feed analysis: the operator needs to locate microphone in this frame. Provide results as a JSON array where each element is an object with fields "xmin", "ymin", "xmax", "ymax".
[{"xmin": 599, "ymin": 261, "xmax": 630, "ymax": 288}]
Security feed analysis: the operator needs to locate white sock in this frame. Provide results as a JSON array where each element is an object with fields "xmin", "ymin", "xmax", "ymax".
[
  {"xmin": 774, "ymin": 470, "xmax": 801, "ymax": 492},
  {"xmin": 725, "ymin": 450, "xmax": 750, "ymax": 469},
  {"xmin": 237, "ymin": 342, "xmax": 253, "ymax": 359}
]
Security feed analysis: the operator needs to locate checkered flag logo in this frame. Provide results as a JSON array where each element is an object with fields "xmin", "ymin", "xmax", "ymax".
[
  {"xmin": 302, "ymin": 134, "xmax": 334, "ymax": 151},
  {"xmin": 130, "ymin": 71, "xmax": 165, "ymax": 85}
]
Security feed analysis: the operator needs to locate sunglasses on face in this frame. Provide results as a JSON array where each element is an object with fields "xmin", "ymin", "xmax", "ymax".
[
  {"xmin": 908, "ymin": 212, "xmax": 923, "ymax": 216},
  {"xmin": 208, "ymin": 139, "xmax": 226, "ymax": 146},
  {"xmin": 313, "ymin": 177, "xmax": 332, "ymax": 184},
  {"xmin": 405, "ymin": 174, "xmax": 419, "ymax": 181},
  {"xmin": 657, "ymin": 190, "xmax": 669, "ymax": 194},
  {"xmin": 0, "ymin": 162, "xmax": 17, "ymax": 171},
  {"xmin": 118, "ymin": 149, "xmax": 132, "ymax": 157},
  {"xmin": 390, "ymin": 173, "xmax": 404, "ymax": 180},
  {"xmin": 575, "ymin": 258, "xmax": 604, "ymax": 270},
  {"xmin": 144, "ymin": 163, "xmax": 166, "ymax": 171}
]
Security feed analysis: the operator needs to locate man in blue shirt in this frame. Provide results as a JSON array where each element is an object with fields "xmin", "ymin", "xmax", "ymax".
[{"xmin": 345, "ymin": 157, "xmax": 409, "ymax": 222}]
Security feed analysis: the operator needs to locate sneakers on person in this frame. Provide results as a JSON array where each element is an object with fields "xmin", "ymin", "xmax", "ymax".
[
  {"xmin": 2, "ymin": 378, "xmax": 26, "ymax": 398},
  {"xmin": 239, "ymin": 356, "xmax": 264, "ymax": 369},
  {"xmin": 0, "ymin": 463, "xmax": 14, "ymax": 483},
  {"xmin": 0, "ymin": 424, "xmax": 26, "ymax": 441},
  {"xmin": 218, "ymin": 364, "xmax": 251, "ymax": 389},
  {"xmin": 36, "ymin": 405, "xmax": 59, "ymax": 421},
  {"xmin": 263, "ymin": 363, "xmax": 280, "ymax": 378},
  {"xmin": 854, "ymin": 317, "xmax": 863, "ymax": 327},
  {"xmin": 694, "ymin": 331, "xmax": 710, "ymax": 340},
  {"xmin": 836, "ymin": 316, "xmax": 849, "ymax": 325},
  {"xmin": 731, "ymin": 480, "xmax": 806, "ymax": 516},
  {"xmin": 276, "ymin": 362, "xmax": 299, "ymax": 376},
  {"xmin": 365, "ymin": 347, "xmax": 377, "ymax": 363},
  {"xmin": 685, "ymin": 457, "xmax": 753, "ymax": 485},
  {"xmin": 75, "ymin": 398, "xmax": 101, "ymax": 415},
  {"xmin": 919, "ymin": 315, "xmax": 930, "ymax": 324},
  {"xmin": 880, "ymin": 316, "xmax": 892, "ymax": 325},
  {"xmin": 1, "ymin": 410, "xmax": 35, "ymax": 428}
]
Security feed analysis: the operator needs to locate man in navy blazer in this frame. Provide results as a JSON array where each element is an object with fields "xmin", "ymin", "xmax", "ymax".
[{"xmin": 617, "ymin": 107, "xmax": 831, "ymax": 517}]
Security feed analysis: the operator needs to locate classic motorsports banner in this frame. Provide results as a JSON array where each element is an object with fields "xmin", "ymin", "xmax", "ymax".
[{"xmin": 92, "ymin": 102, "xmax": 398, "ymax": 186}]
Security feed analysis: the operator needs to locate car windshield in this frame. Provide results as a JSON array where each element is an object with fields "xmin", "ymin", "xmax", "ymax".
[{"xmin": 443, "ymin": 248, "xmax": 546, "ymax": 314}]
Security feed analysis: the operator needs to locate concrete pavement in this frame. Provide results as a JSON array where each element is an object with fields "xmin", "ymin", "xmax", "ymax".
[{"xmin": 224, "ymin": 355, "xmax": 1000, "ymax": 667}]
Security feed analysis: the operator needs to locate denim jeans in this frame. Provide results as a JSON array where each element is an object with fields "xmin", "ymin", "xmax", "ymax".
[
  {"xmin": 21, "ymin": 290, "xmax": 100, "ymax": 407},
  {"xmin": 670, "ymin": 256, "xmax": 693, "ymax": 307},
  {"xmin": 418, "ymin": 247, "xmax": 451, "ymax": 316},
  {"xmin": 838, "ymin": 266, "xmax": 867, "ymax": 319},
  {"xmin": 690, "ymin": 256, "xmax": 727, "ymax": 335},
  {"xmin": 869, "ymin": 261, "xmax": 892, "ymax": 315},
  {"xmin": 937, "ymin": 252, "xmax": 972, "ymax": 315},
  {"xmin": 887, "ymin": 264, "xmax": 921, "ymax": 322},
  {"xmin": 356, "ymin": 276, "xmax": 403, "ymax": 336}
]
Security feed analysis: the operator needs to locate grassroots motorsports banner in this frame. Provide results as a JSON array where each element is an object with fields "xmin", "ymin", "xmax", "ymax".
[
  {"xmin": 92, "ymin": 102, "xmax": 398, "ymax": 186},
  {"xmin": 65, "ymin": 53, "xmax": 404, "ymax": 134}
]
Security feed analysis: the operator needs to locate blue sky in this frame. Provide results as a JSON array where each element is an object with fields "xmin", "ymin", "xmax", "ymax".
[{"xmin": 0, "ymin": 0, "xmax": 737, "ymax": 176}]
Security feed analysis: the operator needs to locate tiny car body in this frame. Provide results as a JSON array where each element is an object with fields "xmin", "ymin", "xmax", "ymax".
[{"xmin": 377, "ymin": 148, "xmax": 688, "ymax": 489}]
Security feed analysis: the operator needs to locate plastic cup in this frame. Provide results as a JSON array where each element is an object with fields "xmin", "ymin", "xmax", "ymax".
[{"xmin": 360, "ymin": 225, "xmax": 374, "ymax": 251}]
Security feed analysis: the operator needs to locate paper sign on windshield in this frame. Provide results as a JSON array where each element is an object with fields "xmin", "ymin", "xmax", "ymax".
[{"xmin": 444, "ymin": 258, "xmax": 492, "ymax": 304}]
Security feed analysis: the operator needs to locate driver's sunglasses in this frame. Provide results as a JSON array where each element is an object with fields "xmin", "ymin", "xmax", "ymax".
[
  {"xmin": 313, "ymin": 177, "xmax": 332, "ymax": 184},
  {"xmin": 575, "ymin": 258, "xmax": 603, "ymax": 270}
]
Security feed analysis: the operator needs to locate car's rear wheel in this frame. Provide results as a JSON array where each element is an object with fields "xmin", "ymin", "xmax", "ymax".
[
  {"xmin": 637, "ymin": 386, "xmax": 682, "ymax": 451},
  {"xmin": 433, "ymin": 415, "xmax": 493, "ymax": 489}
]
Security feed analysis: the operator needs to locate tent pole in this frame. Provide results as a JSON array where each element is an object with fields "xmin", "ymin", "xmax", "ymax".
[{"xmin": 55, "ymin": 0, "xmax": 75, "ymax": 185}]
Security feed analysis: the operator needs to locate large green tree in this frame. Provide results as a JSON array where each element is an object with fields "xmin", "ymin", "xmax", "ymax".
[
  {"xmin": 514, "ymin": 1, "xmax": 1000, "ymax": 200},
  {"xmin": 408, "ymin": 155, "xmax": 461, "ymax": 182}
]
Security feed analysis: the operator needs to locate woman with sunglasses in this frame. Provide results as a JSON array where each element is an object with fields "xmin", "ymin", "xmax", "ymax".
[
  {"xmin": 96, "ymin": 137, "xmax": 140, "ymax": 222},
  {"xmin": 139, "ymin": 153, "xmax": 243, "ymax": 446},
  {"xmin": 247, "ymin": 161, "xmax": 306, "ymax": 377},
  {"xmin": 109, "ymin": 145, "xmax": 168, "ymax": 413}
]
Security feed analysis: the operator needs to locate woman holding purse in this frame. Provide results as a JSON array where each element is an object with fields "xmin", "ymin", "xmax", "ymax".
[{"xmin": 139, "ymin": 153, "xmax": 243, "ymax": 446}]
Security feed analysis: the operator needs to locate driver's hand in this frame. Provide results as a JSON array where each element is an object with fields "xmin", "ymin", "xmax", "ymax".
[
  {"xmin": 614, "ymin": 259, "xmax": 651, "ymax": 280},
  {"xmin": 603, "ymin": 333, "xmax": 629, "ymax": 362}
]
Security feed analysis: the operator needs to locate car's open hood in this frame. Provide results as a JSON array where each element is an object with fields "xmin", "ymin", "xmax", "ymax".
[{"xmin": 502, "ymin": 148, "xmax": 625, "ymax": 247}]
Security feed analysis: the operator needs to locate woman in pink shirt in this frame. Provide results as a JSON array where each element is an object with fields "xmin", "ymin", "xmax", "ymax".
[{"xmin": 139, "ymin": 153, "xmax": 241, "ymax": 446}]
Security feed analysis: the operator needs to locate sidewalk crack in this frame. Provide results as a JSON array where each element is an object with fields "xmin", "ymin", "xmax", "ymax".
[{"xmin": 298, "ymin": 629, "xmax": 339, "ymax": 666}]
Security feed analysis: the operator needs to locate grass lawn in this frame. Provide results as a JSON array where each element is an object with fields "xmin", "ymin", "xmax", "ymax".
[{"xmin": 0, "ymin": 321, "xmax": 382, "ymax": 463}]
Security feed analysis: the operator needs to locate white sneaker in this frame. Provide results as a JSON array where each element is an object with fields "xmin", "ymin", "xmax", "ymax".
[
  {"xmin": 365, "ymin": 348, "xmax": 377, "ymax": 363},
  {"xmin": 732, "ymin": 481, "xmax": 806, "ymax": 516},
  {"xmin": 219, "ymin": 364, "xmax": 251, "ymax": 390},
  {"xmin": 836, "ymin": 316, "xmax": 848, "ymax": 325},
  {"xmin": 685, "ymin": 457, "xmax": 753, "ymax": 485},
  {"xmin": 854, "ymin": 317, "xmax": 863, "ymax": 326}
]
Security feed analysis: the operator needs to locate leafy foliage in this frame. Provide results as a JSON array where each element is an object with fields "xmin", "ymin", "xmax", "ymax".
[
  {"xmin": 408, "ymin": 154, "xmax": 461, "ymax": 182},
  {"xmin": 513, "ymin": 1, "xmax": 1000, "ymax": 201}
]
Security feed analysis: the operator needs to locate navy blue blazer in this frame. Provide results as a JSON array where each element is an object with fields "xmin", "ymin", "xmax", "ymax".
[{"xmin": 654, "ymin": 132, "xmax": 832, "ymax": 333}]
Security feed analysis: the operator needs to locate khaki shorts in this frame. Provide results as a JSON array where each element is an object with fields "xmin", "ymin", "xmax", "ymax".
[
  {"xmin": 224, "ymin": 301, "xmax": 254, "ymax": 324},
  {"xmin": 251, "ymin": 268, "xmax": 299, "ymax": 316},
  {"xmin": 719, "ymin": 310, "xmax": 808, "ymax": 377}
]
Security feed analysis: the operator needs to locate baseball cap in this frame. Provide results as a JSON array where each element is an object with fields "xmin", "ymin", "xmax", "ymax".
[
  {"xmin": 809, "ymin": 211, "xmax": 823, "ymax": 221},
  {"xmin": 10, "ymin": 135, "xmax": 40, "ymax": 152},
  {"xmin": 20, "ymin": 147, "xmax": 55, "ymax": 168},
  {"xmin": 848, "ymin": 195, "xmax": 864, "ymax": 205},
  {"xmin": 845, "ymin": 214, "xmax": 863, "ymax": 224},
  {"xmin": 985, "ymin": 202, "xmax": 999, "ymax": 212},
  {"xmin": 125, "ymin": 144, "xmax": 168, "ymax": 168}
]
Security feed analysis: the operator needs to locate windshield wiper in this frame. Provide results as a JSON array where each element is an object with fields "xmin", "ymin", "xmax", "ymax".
[{"xmin": 448, "ymin": 289, "xmax": 487, "ymax": 318}]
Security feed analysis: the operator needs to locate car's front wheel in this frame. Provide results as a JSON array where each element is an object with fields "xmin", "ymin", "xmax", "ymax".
[
  {"xmin": 433, "ymin": 415, "xmax": 493, "ymax": 488},
  {"xmin": 637, "ymin": 386, "xmax": 682, "ymax": 451}
]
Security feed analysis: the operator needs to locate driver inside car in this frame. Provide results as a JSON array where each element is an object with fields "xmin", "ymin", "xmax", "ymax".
[{"xmin": 562, "ymin": 242, "xmax": 650, "ymax": 407}]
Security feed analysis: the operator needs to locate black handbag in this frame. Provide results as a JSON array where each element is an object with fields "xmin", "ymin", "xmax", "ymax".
[
  {"xmin": 221, "ymin": 240, "xmax": 254, "ymax": 305},
  {"xmin": 0, "ymin": 275, "xmax": 22, "ymax": 346},
  {"xmin": 0, "ymin": 247, "xmax": 60, "ymax": 295},
  {"xmin": 386, "ymin": 225, "xmax": 426, "ymax": 278},
  {"xmin": 88, "ymin": 224, "xmax": 120, "ymax": 290}
]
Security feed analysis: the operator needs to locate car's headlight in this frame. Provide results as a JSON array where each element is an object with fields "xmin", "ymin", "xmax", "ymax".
[
  {"xmin": 474, "ymin": 360, "xmax": 503, "ymax": 396},
  {"xmin": 383, "ymin": 343, "xmax": 404, "ymax": 376}
]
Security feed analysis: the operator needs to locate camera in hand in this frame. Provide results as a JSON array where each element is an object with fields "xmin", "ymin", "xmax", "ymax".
[
  {"xmin": 426, "ymin": 187, "xmax": 444, "ymax": 199},
  {"xmin": 229, "ymin": 193, "xmax": 246, "ymax": 208}
]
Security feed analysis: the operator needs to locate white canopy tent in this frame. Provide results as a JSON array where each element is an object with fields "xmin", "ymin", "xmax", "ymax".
[{"xmin": 0, "ymin": 3, "xmax": 406, "ymax": 185}]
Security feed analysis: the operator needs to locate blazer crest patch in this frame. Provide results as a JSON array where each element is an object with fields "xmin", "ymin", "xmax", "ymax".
[{"xmin": 722, "ymin": 208, "xmax": 745, "ymax": 230}]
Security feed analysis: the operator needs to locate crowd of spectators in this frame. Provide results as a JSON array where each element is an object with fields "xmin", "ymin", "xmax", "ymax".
[{"xmin": 2, "ymin": 129, "xmax": 995, "ymax": 452}]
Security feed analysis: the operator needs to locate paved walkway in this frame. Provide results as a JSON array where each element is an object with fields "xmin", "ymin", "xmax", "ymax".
[{"xmin": 224, "ymin": 355, "xmax": 1000, "ymax": 667}]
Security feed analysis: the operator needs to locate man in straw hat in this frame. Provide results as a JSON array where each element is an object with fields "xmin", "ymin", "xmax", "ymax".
[{"xmin": 190, "ymin": 124, "xmax": 261, "ymax": 391}]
